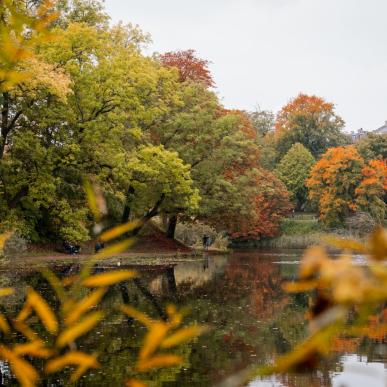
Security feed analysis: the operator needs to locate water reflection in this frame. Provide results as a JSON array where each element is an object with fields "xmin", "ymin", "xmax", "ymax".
[{"xmin": 0, "ymin": 250, "xmax": 385, "ymax": 386}]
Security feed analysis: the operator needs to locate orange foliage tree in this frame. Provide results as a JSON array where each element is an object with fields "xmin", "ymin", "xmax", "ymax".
[
  {"xmin": 159, "ymin": 49, "xmax": 215, "ymax": 88},
  {"xmin": 307, "ymin": 146, "xmax": 386, "ymax": 227},
  {"xmin": 275, "ymin": 93, "xmax": 347, "ymax": 158},
  {"xmin": 217, "ymin": 110, "xmax": 292, "ymax": 240}
]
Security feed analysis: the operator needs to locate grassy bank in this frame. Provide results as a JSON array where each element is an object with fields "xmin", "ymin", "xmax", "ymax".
[{"xmin": 259, "ymin": 214, "xmax": 325, "ymax": 249}]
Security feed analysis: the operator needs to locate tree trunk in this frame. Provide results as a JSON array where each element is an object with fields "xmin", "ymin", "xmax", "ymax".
[
  {"xmin": 121, "ymin": 186, "xmax": 135, "ymax": 223},
  {"xmin": 166, "ymin": 215, "xmax": 178, "ymax": 239},
  {"xmin": 0, "ymin": 92, "xmax": 9, "ymax": 160}
]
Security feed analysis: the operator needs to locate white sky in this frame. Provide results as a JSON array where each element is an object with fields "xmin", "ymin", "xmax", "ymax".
[{"xmin": 105, "ymin": 0, "xmax": 387, "ymax": 132}]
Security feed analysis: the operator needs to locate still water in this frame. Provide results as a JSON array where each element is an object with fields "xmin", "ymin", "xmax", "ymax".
[{"xmin": 0, "ymin": 250, "xmax": 386, "ymax": 386}]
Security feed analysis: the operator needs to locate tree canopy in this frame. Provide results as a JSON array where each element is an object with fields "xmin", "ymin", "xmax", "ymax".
[
  {"xmin": 275, "ymin": 93, "xmax": 348, "ymax": 158},
  {"xmin": 276, "ymin": 143, "xmax": 315, "ymax": 210}
]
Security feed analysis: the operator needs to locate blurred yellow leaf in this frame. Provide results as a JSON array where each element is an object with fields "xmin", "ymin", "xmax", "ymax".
[
  {"xmin": 56, "ymin": 311, "xmax": 104, "ymax": 348},
  {"xmin": 139, "ymin": 323, "xmax": 169, "ymax": 361},
  {"xmin": 65, "ymin": 288, "xmax": 107, "ymax": 326},
  {"xmin": 283, "ymin": 280, "xmax": 318, "ymax": 293},
  {"xmin": 166, "ymin": 304, "xmax": 183, "ymax": 327},
  {"xmin": 93, "ymin": 238, "xmax": 137, "ymax": 260},
  {"xmin": 14, "ymin": 341, "xmax": 52, "ymax": 358},
  {"xmin": 45, "ymin": 351, "xmax": 100, "ymax": 377},
  {"xmin": 125, "ymin": 379, "xmax": 147, "ymax": 387},
  {"xmin": 160, "ymin": 325, "xmax": 208, "ymax": 349},
  {"xmin": 100, "ymin": 220, "xmax": 142, "ymax": 242},
  {"xmin": 0, "ymin": 345, "xmax": 39, "ymax": 387},
  {"xmin": 62, "ymin": 275, "xmax": 79, "ymax": 287},
  {"xmin": 82, "ymin": 270, "xmax": 137, "ymax": 287},
  {"xmin": 368, "ymin": 228, "xmax": 387, "ymax": 261},
  {"xmin": 0, "ymin": 313, "xmax": 10, "ymax": 334},
  {"xmin": 323, "ymin": 235, "xmax": 366, "ymax": 253},
  {"xmin": 0, "ymin": 287, "xmax": 14, "ymax": 297},
  {"xmin": 0, "ymin": 233, "xmax": 12, "ymax": 250},
  {"xmin": 299, "ymin": 246, "xmax": 327, "ymax": 279},
  {"xmin": 119, "ymin": 305, "xmax": 154, "ymax": 328},
  {"xmin": 40, "ymin": 268, "xmax": 66, "ymax": 303},
  {"xmin": 137, "ymin": 354, "xmax": 182, "ymax": 372},
  {"xmin": 16, "ymin": 303, "xmax": 32, "ymax": 322},
  {"xmin": 27, "ymin": 288, "xmax": 58, "ymax": 334},
  {"xmin": 13, "ymin": 321, "xmax": 39, "ymax": 342},
  {"xmin": 84, "ymin": 180, "xmax": 106, "ymax": 222}
]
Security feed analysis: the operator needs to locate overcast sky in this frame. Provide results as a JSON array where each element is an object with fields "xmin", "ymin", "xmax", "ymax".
[{"xmin": 105, "ymin": 0, "xmax": 387, "ymax": 132}]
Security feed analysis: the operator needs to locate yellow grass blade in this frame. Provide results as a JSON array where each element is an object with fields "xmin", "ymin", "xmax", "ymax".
[
  {"xmin": 368, "ymin": 227, "xmax": 387, "ymax": 261},
  {"xmin": 40, "ymin": 268, "xmax": 66, "ymax": 303},
  {"xmin": 27, "ymin": 288, "xmax": 58, "ymax": 334},
  {"xmin": 323, "ymin": 235, "xmax": 366, "ymax": 253},
  {"xmin": 56, "ymin": 311, "xmax": 104, "ymax": 348},
  {"xmin": 16, "ymin": 303, "xmax": 32, "ymax": 322},
  {"xmin": 0, "ymin": 313, "xmax": 10, "ymax": 334},
  {"xmin": 13, "ymin": 321, "xmax": 40, "ymax": 342},
  {"xmin": 93, "ymin": 238, "xmax": 137, "ymax": 260},
  {"xmin": 99, "ymin": 220, "xmax": 142, "ymax": 242},
  {"xmin": 14, "ymin": 341, "xmax": 52, "ymax": 358},
  {"xmin": 125, "ymin": 379, "xmax": 147, "ymax": 387},
  {"xmin": 137, "ymin": 354, "xmax": 182, "ymax": 372},
  {"xmin": 283, "ymin": 280, "xmax": 319, "ymax": 293},
  {"xmin": 119, "ymin": 305, "xmax": 154, "ymax": 328},
  {"xmin": 0, "ymin": 345, "xmax": 39, "ymax": 387},
  {"xmin": 0, "ymin": 288, "xmax": 14, "ymax": 297},
  {"xmin": 139, "ymin": 322, "xmax": 169, "ymax": 361},
  {"xmin": 82, "ymin": 270, "xmax": 138, "ymax": 288},
  {"xmin": 45, "ymin": 351, "xmax": 100, "ymax": 374},
  {"xmin": 65, "ymin": 288, "xmax": 107, "ymax": 326},
  {"xmin": 62, "ymin": 275, "xmax": 79, "ymax": 287},
  {"xmin": 0, "ymin": 232, "xmax": 12, "ymax": 250},
  {"xmin": 160, "ymin": 325, "xmax": 207, "ymax": 349}
]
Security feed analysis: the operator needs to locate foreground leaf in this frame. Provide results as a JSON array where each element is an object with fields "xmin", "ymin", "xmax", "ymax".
[
  {"xmin": 137, "ymin": 354, "xmax": 182, "ymax": 371},
  {"xmin": 82, "ymin": 270, "xmax": 137, "ymax": 287},
  {"xmin": 65, "ymin": 288, "xmax": 107, "ymax": 325},
  {"xmin": 56, "ymin": 311, "xmax": 104, "ymax": 348},
  {"xmin": 0, "ymin": 345, "xmax": 39, "ymax": 387},
  {"xmin": 160, "ymin": 325, "xmax": 208, "ymax": 349}
]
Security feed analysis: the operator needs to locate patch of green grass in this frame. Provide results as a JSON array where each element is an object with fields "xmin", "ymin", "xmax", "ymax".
[{"xmin": 280, "ymin": 217, "xmax": 322, "ymax": 236}]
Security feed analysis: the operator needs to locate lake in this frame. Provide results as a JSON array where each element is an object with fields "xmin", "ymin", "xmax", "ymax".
[{"xmin": 0, "ymin": 250, "xmax": 385, "ymax": 386}]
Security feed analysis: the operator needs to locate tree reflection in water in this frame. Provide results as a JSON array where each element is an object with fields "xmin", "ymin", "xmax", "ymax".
[{"xmin": 0, "ymin": 251, "xmax": 385, "ymax": 386}]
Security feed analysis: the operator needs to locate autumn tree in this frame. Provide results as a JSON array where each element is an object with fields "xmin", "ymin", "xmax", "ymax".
[
  {"xmin": 307, "ymin": 146, "xmax": 386, "ymax": 227},
  {"xmin": 275, "ymin": 143, "xmax": 315, "ymax": 210},
  {"xmin": 248, "ymin": 108, "xmax": 275, "ymax": 137},
  {"xmin": 159, "ymin": 49, "xmax": 215, "ymax": 88},
  {"xmin": 275, "ymin": 93, "xmax": 348, "ymax": 159},
  {"xmin": 355, "ymin": 159, "xmax": 387, "ymax": 222},
  {"xmin": 356, "ymin": 133, "xmax": 387, "ymax": 161}
]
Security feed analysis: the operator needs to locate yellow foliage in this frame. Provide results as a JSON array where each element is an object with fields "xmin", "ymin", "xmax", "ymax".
[
  {"xmin": 45, "ymin": 351, "xmax": 100, "ymax": 382},
  {"xmin": 100, "ymin": 220, "xmax": 142, "ymax": 242},
  {"xmin": 0, "ymin": 287, "xmax": 14, "ymax": 297},
  {"xmin": 137, "ymin": 354, "xmax": 183, "ymax": 372},
  {"xmin": 0, "ymin": 233, "xmax": 12, "ymax": 251},
  {"xmin": 65, "ymin": 288, "xmax": 107, "ymax": 325},
  {"xmin": 0, "ymin": 345, "xmax": 39, "ymax": 387},
  {"xmin": 26, "ymin": 288, "xmax": 58, "ymax": 335},
  {"xmin": 56, "ymin": 311, "xmax": 104, "ymax": 348},
  {"xmin": 82, "ymin": 270, "xmax": 138, "ymax": 287},
  {"xmin": 160, "ymin": 325, "xmax": 208, "ymax": 349},
  {"xmin": 125, "ymin": 379, "xmax": 147, "ymax": 387},
  {"xmin": 14, "ymin": 342, "xmax": 52, "ymax": 358},
  {"xmin": 0, "ymin": 313, "xmax": 10, "ymax": 334}
]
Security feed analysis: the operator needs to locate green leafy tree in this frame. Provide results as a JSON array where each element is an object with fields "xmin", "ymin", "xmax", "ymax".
[
  {"xmin": 356, "ymin": 133, "xmax": 387, "ymax": 161},
  {"xmin": 275, "ymin": 143, "xmax": 315, "ymax": 210}
]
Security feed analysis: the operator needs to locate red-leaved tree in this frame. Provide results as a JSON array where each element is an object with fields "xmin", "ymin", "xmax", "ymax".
[{"xmin": 159, "ymin": 49, "xmax": 215, "ymax": 88}]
